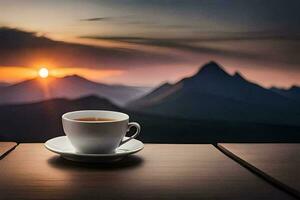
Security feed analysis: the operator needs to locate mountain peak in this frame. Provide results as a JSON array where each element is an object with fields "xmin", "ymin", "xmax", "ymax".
[
  {"xmin": 233, "ymin": 72, "xmax": 245, "ymax": 80},
  {"xmin": 195, "ymin": 61, "xmax": 229, "ymax": 77},
  {"xmin": 61, "ymin": 74, "xmax": 94, "ymax": 83},
  {"xmin": 63, "ymin": 74, "xmax": 85, "ymax": 79},
  {"xmin": 290, "ymin": 85, "xmax": 300, "ymax": 90}
]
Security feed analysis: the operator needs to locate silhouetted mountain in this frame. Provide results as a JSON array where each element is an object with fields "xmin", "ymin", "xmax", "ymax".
[
  {"xmin": 1, "ymin": 95, "xmax": 300, "ymax": 143},
  {"xmin": 271, "ymin": 86, "xmax": 300, "ymax": 102},
  {"xmin": 0, "ymin": 75, "xmax": 150, "ymax": 105},
  {"xmin": 129, "ymin": 61, "xmax": 300, "ymax": 125},
  {"xmin": 0, "ymin": 82, "xmax": 9, "ymax": 87},
  {"xmin": 0, "ymin": 95, "xmax": 120, "ymax": 142}
]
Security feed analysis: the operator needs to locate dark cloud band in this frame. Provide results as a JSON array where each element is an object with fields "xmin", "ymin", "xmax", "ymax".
[{"xmin": 79, "ymin": 17, "xmax": 112, "ymax": 22}]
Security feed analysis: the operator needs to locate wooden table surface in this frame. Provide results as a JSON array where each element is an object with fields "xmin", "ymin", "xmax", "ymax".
[
  {"xmin": 218, "ymin": 143, "xmax": 300, "ymax": 198},
  {"xmin": 0, "ymin": 144, "xmax": 295, "ymax": 200},
  {"xmin": 0, "ymin": 142, "xmax": 17, "ymax": 159}
]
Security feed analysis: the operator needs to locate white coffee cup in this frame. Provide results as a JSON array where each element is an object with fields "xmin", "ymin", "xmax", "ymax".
[{"xmin": 62, "ymin": 110, "xmax": 141, "ymax": 154}]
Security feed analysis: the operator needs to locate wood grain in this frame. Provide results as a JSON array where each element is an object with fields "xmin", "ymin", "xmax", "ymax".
[
  {"xmin": 218, "ymin": 143, "xmax": 300, "ymax": 198},
  {"xmin": 0, "ymin": 142, "xmax": 17, "ymax": 159},
  {"xmin": 0, "ymin": 144, "xmax": 295, "ymax": 200}
]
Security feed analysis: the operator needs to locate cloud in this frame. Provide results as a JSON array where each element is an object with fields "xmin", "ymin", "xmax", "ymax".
[
  {"xmin": 79, "ymin": 17, "xmax": 113, "ymax": 22},
  {"xmin": 78, "ymin": 15, "xmax": 194, "ymax": 31},
  {"xmin": 0, "ymin": 27, "xmax": 185, "ymax": 69},
  {"xmin": 80, "ymin": 33, "xmax": 300, "ymax": 69},
  {"xmin": 81, "ymin": 36, "xmax": 265, "ymax": 61},
  {"xmin": 82, "ymin": 30, "xmax": 300, "ymax": 43}
]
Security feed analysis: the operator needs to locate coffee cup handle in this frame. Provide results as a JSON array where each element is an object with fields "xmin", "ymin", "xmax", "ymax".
[{"xmin": 119, "ymin": 122, "xmax": 141, "ymax": 146}]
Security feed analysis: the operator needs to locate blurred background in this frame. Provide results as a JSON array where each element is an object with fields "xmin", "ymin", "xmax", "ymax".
[{"xmin": 0, "ymin": 0, "xmax": 300, "ymax": 143}]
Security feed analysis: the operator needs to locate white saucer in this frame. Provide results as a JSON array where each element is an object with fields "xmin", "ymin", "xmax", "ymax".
[{"xmin": 45, "ymin": 136, "xmax": 144, "ymax": 163}]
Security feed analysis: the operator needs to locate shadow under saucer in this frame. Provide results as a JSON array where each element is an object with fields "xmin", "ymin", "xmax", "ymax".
[{"xmin": 47, "ymin": 155, "xmax": 144, "ymax": 171}]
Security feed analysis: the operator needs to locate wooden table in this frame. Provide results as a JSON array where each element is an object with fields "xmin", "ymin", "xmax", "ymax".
[
  {"xmin": 0, "ymin": 142, "xmax": 17, "ymax": 159},
  {"xmin": 0, "ymin": 144, "xmax": 295, "ymax": 200},
  {"xmin": 218, "ymin": 143, "xmax": 300, "ymax": 198}
]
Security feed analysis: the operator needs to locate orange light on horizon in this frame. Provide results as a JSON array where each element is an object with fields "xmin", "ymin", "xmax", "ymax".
[
  {"xmin": 0, "ymin": 66, "xmax": 124, "ymax": 84},
  {"xmin": 0, "ymin": 67, "xmax": 38, "ymax": 83},
  {"xmin": 38, "ymin": 67, "xmax": 49, "ymax": 78},
  {"xmin": 50, "ymin": 67, "xmax": 124, "ymax": 81}
]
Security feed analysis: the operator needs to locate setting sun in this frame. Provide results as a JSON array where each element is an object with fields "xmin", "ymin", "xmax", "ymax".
[{"xmin": 38, "ymin": 68, "xmax": 49, "ymax": 78}]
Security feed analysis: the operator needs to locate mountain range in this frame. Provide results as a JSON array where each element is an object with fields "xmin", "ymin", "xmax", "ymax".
[
  {"xmin": 1, "ymin": 61, "xmax": 300, "ymax": 143},
  {"xmin": 129, "ymin": 61, "xmax": 300, "ymax": 125},
  {"xmin": 1, "ymin": 95, "xmax": 299, "ymax": 143},
  {"xmin": 0, "ymin": 75, "xmax": 151, "ymax": 106},
  {"xmin": 271, "ymin": 86, "xmax": 300, "ymax": 102}
]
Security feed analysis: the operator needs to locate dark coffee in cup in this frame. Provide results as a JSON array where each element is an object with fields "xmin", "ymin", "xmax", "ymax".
[{"xmin": 75, "ymin": 117, "xmax": 116, "ymax": 122}]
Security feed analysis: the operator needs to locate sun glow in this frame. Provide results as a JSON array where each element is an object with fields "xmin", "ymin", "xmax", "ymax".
[{"xmin": 38, "ymin": 68, "xmax": 49, "ymax": 78}]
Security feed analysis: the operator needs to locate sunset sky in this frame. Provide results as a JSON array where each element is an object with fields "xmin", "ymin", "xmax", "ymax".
[{"xmin": 0, "ymin": 0, "xmax": 300, "ymax": 88}]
